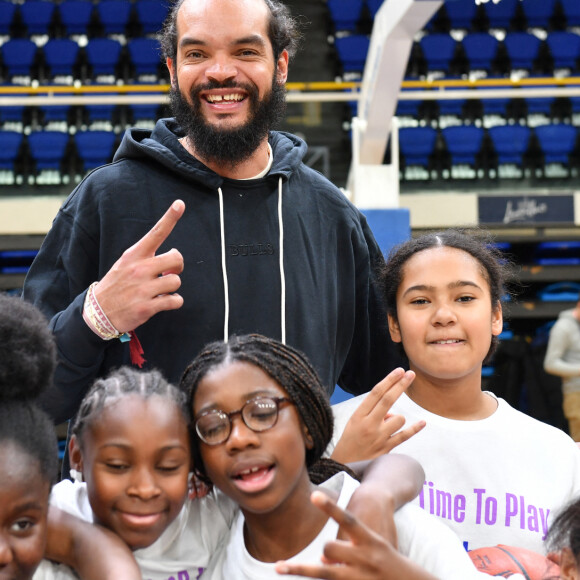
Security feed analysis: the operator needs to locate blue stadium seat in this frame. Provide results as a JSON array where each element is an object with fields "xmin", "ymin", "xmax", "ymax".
[
  {"xmin": 366, "ymin": 0, "xmax": 383, "ymax": 19},
  {"xmin": 444, "ymin": 0, "xmax": 478, "ymax": 31},
  {"xmin": 419, "ymin": 34, "xmax": 457, "ymax": 77},
  {"xmin": 43, "ymin": 39, "xmax": 80, "ymax": 82},
  {"xmin": 327, "ymin": 0, "xmax": 364, "ymax": 33},
  {"xmin": 0, "ymin": 84, "xmax": 28, "ymax": 130},
  {"xmin": 0, "ymin": 1, "xmax": 18, "ymax": 36},
  {"xmin": 398, "ymin": 126, "xmax": 438, "ymax": 180},
  {"xmin": 483, "ymin": 0, "xmax": 519, "ymax": 29},
  {"xmin": 127, "ymin": 37, "xmax": 162, "ymax": 81},
  {"xmin": 95, "ymin": 0, "xmax": 133, "ymax": 36},
  {"xmin": 546, "ymin": 32, "xmax": 580, "ymax": 74},
  {"xmin": 38, "ymin": 85, "xmax": 75, "ymax": 130},
  {"xmin": 520, "ymin": 0, "xmax": 557, "ymax": 29},
  {"xmin": 20, "ymin": 0, "xmax": 56, "ymax": 37},
  {"xmin": 85, "ymin": 38, "xmax": 124, "ymax": 81},
  {"xmin": 334, "ymin": 34, "xmax": 370, "ymax": 76},
  {"xmin": 1, "ymin": 39, "xmax": 38, "ymax": 82},
  {"xmin": 58, "ymin": 0, "xmax": 94, "ymax": 37},
  {"xmin": 488, "ymin": 124, "xmax": 531, "ymax": 178},
  {"xmin": 27, "ymin": 130, "xmax": 71, "ymax": 184},
  {"xmin": 503, "ymin": 32, "xmax": 541, "ymax": 74},
  {"xmin": 534, "ymin": 123, "xmax": 578, "ymax": 178},
  {"xmin": 561, "ymin": 0, "xmax": 580, "ymax": 27},
  {"xmin": 134, "ymin": 0, "xmax": 169, "ymax": 35},
  {"xmin": 462, "ymin": 33, "xmax": 499, "ymax": 76},
  {"xmin": 74, "ymin": 129, "xmax": 117, "ymax": 172},
  {"xmin": 0, "ymin": 130, "xmax": 23, "ymax": 184},
  {"xmin": 441, "ymin": 125, "xmax": 485, "ymax": 178}
]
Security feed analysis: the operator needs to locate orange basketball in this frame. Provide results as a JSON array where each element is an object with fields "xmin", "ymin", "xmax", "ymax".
[{"xmin": 468, "ymin": 544, "xmax": 560, "ymax": 579}]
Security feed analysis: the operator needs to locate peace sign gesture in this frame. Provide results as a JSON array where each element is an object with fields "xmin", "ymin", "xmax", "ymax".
[
  {"xmin": 94, "ymin": 200, "xmax": 186, "ymax": 333},
  {"xmin": 275, "ymin": 491, "xmax": 438, "ymax": 580}
]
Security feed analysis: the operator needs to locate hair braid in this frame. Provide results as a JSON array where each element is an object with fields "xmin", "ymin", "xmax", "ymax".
[{"xmin": 180, "ymin": 334, "xmax": 354, "ymax": 484}]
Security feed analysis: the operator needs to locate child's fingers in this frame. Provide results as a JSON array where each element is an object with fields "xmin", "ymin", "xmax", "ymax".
[
  {"xmin": 381, "ymin": 419, "xmax": 426, "ymax": 452},
  {"xmin": 311, "ymin": 491, "xmax": 377, "ymax": 544},
  {"xmin": 274, "ymin": 560, "xmax": 344, "ymax": 579},
  {"xmin": 360, "ymin": 370, "xmax": 416, "ymax": 421}
]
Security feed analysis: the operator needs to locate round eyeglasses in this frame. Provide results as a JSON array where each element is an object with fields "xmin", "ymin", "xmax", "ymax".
[{"xmin": 194, "ymin": 396, "xmax": 293, "ymax": 446}]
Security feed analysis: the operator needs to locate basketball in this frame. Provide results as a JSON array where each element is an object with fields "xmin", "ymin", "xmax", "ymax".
[{"xmin": 469, "ymin": 544, "xmax": 560, "ymax": 579}]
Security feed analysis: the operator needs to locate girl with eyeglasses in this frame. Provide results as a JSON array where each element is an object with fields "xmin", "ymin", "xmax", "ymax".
[
  {"xmin": 181, "ymin": 333, "xmax": 494, "ymax": 579},
  {"xmin": 43, "ymin": 358, "xmax": 425, "ymax": 578}
]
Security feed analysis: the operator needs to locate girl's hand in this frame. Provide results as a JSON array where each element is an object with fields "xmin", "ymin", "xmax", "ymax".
[
  {"xmin": 188, "ymin": 473, "xmax": 211, "ymax": 499},
  {"xmin": 331, "ymin": 368, "xmax": 424, "ymax": 464},
  {"xmin": 274, "ymin": 491, "xmax": 437, "ymax": 580}
]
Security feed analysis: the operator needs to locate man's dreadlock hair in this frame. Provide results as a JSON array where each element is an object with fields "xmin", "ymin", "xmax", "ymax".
[
  {"xmin": 180, "ymin": 334, "xmax": 358, "ymax": 485},
  {"xmin": 72, "ymin": 366, "xmax": 188, "ymax": 445}
]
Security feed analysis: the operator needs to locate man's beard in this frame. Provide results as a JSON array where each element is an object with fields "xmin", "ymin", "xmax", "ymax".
[{"xmin": 170, "ymin": 74, "xmax": 287, "ymax": 169}]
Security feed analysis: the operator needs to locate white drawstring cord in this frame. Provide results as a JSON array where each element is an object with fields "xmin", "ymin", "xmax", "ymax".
[
  {"xmin": 218, "ymin": 187, "xmax": 229, "ymax": 343},
  {"xmin": 277, "ymin": 177, "xmax": 286, "ymax": 344}
]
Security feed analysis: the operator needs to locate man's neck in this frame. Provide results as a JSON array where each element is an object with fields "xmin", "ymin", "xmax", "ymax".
[{"xmin": 180, "ymin": 136, "xmax": 271, "ymax": 180}]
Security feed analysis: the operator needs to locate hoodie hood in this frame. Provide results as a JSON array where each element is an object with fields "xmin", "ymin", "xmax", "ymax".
[{"xmin": 112, "ymin": 118, "xmax": 308, "ymax": 189}]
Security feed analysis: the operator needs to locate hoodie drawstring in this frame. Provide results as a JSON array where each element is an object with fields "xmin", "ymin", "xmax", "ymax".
[{"xmin": 218, "ymin": 177, "xmax": 286, "ymax": 345}]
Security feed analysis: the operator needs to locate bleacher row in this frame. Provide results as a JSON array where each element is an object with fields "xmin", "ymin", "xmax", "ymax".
[
  {"xmin": 399, "ymin": 123, "xmax": 580, "ymax": 181},
  {"xmin": 0, "ymin": 128, "xmax": 120, "ymax": 185},
  {"xmin": 327, "ymin": 0, "xmax": 580, "ymax": 37},
  {"xmin": 0, "ymin": 0, "xmax": 168, "ymax": 42},
  {"xmin": 0, "ymin": 35, "xmax": 166, "ymax": 85},
  {"xmin": 333, "ymin": 28, "xmax": 580, "ymax": 81}
]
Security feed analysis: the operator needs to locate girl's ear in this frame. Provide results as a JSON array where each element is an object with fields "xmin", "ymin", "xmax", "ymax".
[
  {"xmin": 302, "ymin": 425, "xmax": 314, "ymax": 450},
  {"xmin": 491, "ymin": 301, "xmax": 503, "ymax": 337},
  {"xmin": 559, "ymin": 547, "xmax": 580, "ymax": 580},
  {"xmin": 388, "ymin": 314, "xmax": 402, "ymax": 343},
  {"xmin": 69, "ymin": 435, "xmax": 84, "ymax": 473}
]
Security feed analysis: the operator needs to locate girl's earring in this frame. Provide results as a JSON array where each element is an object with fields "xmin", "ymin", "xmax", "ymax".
[{"xmin": 70, "ymin": 468, "xmax": 83, "ymax": 483}]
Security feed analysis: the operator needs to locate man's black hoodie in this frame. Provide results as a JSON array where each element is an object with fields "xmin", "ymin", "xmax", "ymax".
[{"xmin": 23, "ymin": 119, "xmax": 398, "ymax": 423}]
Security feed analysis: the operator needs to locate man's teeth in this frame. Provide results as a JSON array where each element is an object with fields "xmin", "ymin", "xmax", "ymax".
[
  {"xmin": 434, "ymin": 339, "xmax": 461, "ymax": 344},
  {"xmin": 206, "ymin": 93, "xmax": 244, "ymax": 103}
]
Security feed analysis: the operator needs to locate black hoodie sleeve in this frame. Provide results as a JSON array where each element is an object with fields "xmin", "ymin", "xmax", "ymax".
[
  {"xmin": 336, "ymin": 213, "xmax": 404, "ymax": 396},
  {"xmin": 22, "ymin": 190, "xmax": 109, "ymax": 424}
]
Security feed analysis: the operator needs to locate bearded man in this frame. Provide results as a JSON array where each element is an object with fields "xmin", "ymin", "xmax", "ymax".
[{"xmin": 23, "ymin": 0, "xmax": 399, "ymax": 428}]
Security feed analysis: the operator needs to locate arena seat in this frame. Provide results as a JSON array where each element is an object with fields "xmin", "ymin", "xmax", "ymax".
[
  {"xmin": 1, "ymin": 39, "xmax": 39, "ymax": 83},
  {"xmin": 534, "ymin": 123, "xmax": 579, "ymax": 177},
  {"xmin": 520, "ymin": 0, "xmax": 557, "ymax": 29},
  {"xmin": 419, "ymin": 33, "xmax": 457, "ymax": 77},
  {"xmin": 561, "ymin": 0, "xmax": 580, "ymax": 28},
  {"xmin": 503, "ymin": 32, "xmax": 542, "ymax": 74},
  {"xmin": 84, "ymin": 37, "xmax": 124, "ymax": 81},
  {"xmin": 546, "ymin": 32, "xmax": 580, "ymax": 74},
  {"xmin": 134, "ymin": 0, "xmax": 169, "ymax": 35},
  {"xmin": 20, "ymin": 0, "xmax": 56, "ymax": 37},
  {"xmin": 0, "ymin": 130, "xmax": 23, "ymax": 184},
  {"xmin": 27, "ymin": 130, "xmax": 72, "ymax": 184},
  {"xmin": 58, "ymin": 0, "xmax": 95, "ymax": 38},
  {"xmin": 95, "ymin": 0, "xmax": 133, "ymax": 37},
  {"xmin": 488, "ymin": 124, "xmax": 531, "ymax": 178},
  {"xmin": 441, "ymin": 125, "xmax": 485, "ymax": 178},
  {"xmin": 127, "ymin": 37, "xmax": 162, "ymax": 81},
  {"xmin": 461, "ymin": 32, "xmax": 499, "ymax": 76},
  {"xmin": 0, "ymin": 2, "xmax": 18, "ymax": 36},
  {"xmin": 74, "ymin": 129, "xmax": 117, "ymax": 171},
  {"xmin": 42, "ymin": 39, "xmax": 80, "ymax": 82},
  {"xmin": 334, "ymin": 34, "xmax": 370, "ymax": 75},
  {"xmin": 483, "ymin": 0, "xmax": 520, "ymax": 30},
  {"xmin": 444, "ymin": 0, "xmax": 479, "ymax": 31},
  {"xmin": 327, "ymin": 0, "xmax": 364, "ymax": 33},
  {"xmin": 398, "ymin": 126, "xmax": 438, "ymax": 180}
]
